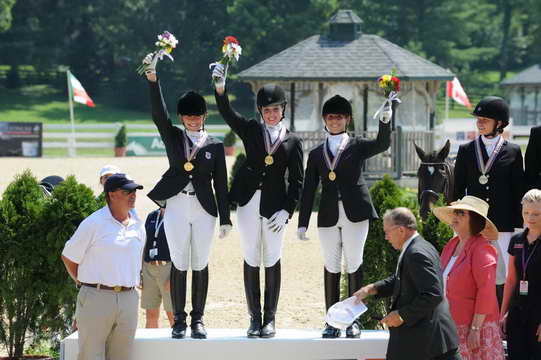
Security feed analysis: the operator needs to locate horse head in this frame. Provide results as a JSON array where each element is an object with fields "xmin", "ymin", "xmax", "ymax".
[{"xmin": 415, "ymin": 140, "xmax": 454, "ymax": 220}]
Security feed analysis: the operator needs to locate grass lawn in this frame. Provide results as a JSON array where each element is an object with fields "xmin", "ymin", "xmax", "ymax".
[{"xmin": 0, "ymin": 84, "xmax": 250, "ymax": 125}]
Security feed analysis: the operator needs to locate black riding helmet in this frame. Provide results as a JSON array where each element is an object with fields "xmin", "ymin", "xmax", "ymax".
[
  {"xmin": 322, "ymin": 95, "xmax": 352, "ymax": 117},
  {"xmin": 177, "ymin": 91, "xmax": 207, "ymax": 116},
  {"xmin": 256, "ymin": 84, "xmax": 287, "ymax": 122},
  {"xmin": 471, "ymin": 96, "xmax": 509, "ymax": 134}
]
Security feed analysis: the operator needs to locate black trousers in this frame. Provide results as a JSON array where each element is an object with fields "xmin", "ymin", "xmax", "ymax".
[
  {"xmin": 431, "ymin": 348, "xmax": 461, "ymax": 360},
  {"xmin": 506, "ymin": 307, "xmax": 541, "ymax": 360}
]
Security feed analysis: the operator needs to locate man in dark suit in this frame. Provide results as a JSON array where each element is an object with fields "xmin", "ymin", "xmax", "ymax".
[
  {"xmin": 355, "ymin": 207, "xmax": 460, "ymax": 360},
  {"xmin": 525, "ymin": 125, "xmax": 541, "ymax": 191}
]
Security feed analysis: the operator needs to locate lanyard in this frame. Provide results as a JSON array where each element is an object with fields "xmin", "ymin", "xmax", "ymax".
[
  {"xmin": 521, "ymin": 240, "xmax": 539, "ymax": 280},
  {"xmin": 154, "ymin": 212, "xmax": 164, "ymax": 239}
]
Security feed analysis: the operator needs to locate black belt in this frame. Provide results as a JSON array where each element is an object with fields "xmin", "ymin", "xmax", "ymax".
[
  {"xmin": 80, "ymin": 283, "xmax": 134, "ymax": 292},
  {"xmin": 181, "ymin": 190, "xmax": 196, "ymax": 196}
]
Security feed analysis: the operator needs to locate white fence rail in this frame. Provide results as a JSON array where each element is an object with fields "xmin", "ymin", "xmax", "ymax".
[{"xmin": 43, "ymin": 124, "xmax": 229, "ymax": 149}]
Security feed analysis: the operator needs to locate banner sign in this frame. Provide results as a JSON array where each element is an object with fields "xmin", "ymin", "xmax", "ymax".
[
  {"xmin": 0, "ymin": 122, "xmax": 43, "ymax": 157},
  {"xmin": 126, "ymin": 135, "xmax": 167, "ymax": 156}
]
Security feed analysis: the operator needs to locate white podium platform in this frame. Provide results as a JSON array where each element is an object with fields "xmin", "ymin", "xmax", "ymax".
[{"xmin": 61, "ymin": 328, "xmax": 388, "ymax": 360}]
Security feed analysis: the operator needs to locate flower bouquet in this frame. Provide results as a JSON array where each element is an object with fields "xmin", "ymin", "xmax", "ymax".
[
  {"xmin": 378, "ymin": 69, "xmax": 400, "ymax": 98},
  {"xmin": 373, "ymin": 69, "xmax": 401, "ymax": 121},
  {"xmin": 210, "ymin": 36, "xmax": 242, "ymax": 84},
  {"xmin": 136, "ymin": 31, "xmax": 179, "ymax": 76}
]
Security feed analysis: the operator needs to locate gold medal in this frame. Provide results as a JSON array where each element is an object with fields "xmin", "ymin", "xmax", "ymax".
[
  {"xmin": 328, "ymin": 171, "xmax": 337, "ymax": 181},
  {"xmin": 264, "ymin": 155, "xmax": 274, "ymax": 166},
  {"xmin": 184, "ymin": 161, "xmax": 194, "ymax": 172}
]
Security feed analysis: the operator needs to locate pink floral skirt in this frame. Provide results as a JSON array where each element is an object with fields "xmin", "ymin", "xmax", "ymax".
[{"xmin": 456, "ymin": 320, "xmax": 505, "ymax": 360}]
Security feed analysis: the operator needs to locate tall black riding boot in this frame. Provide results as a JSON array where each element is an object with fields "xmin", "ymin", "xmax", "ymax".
[
  {"xmin": 190, "ymin": 266, "xmax": 209, "ymax": 339},
  {"xmin": 170, "ymin": 265, "xmax": 187, "ymax": 339},
  {"xmin": 261, "ymin": 260, "xmax": 281, "ymax": 338},
  {"xmin": 244, "ymin": 261, "xmax": 262, "ymax": 338},
  {"xmin": 346, "ymin": 265, "xmax": 363, "ymax": 338},
  {"xmin": 322, "ymin": 268, "xmax": 341, "ymax": 338}
]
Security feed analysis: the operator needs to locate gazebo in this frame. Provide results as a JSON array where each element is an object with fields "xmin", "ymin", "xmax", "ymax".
[
  {"xmin": 238, "ymin": 9, "xmax": 454, "ymax": 135},
  {"xmin": 501, "ymin": 64, "xmax": 541, "ymax": 126}
]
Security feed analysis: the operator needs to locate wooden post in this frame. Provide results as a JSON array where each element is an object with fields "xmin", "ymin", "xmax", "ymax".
[{"xmin": 290, "ymin": 82, "xmax": 296, "ymax": 131}]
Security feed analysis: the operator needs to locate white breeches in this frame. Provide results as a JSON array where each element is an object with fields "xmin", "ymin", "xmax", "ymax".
[
  {"xmin": 237, "ymin": 190, "xmax": 285, "ymax": 268},
  {"xmin": 493, "ymin": 232, "xmax": 512, "ymax": 285},
  {"xmin": 318, "ymin": 201, "xmax": 369, "ymax": 274},
  {"xmin": 163, "ymin": 192, "xmax": 216, "ymax": 271}
]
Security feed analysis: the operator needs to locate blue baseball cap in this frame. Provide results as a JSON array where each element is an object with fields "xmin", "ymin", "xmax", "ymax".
[{"xmin": 104, "ymin": 173, "xmax": 143, "ymax": 193}]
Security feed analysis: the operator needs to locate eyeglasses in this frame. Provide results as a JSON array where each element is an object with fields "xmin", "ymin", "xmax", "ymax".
[{"xmin": 453, "ymin": 209, "xmax": 466, "ymax": 216}]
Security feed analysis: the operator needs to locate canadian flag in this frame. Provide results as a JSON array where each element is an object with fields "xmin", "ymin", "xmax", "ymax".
[
  {"xmin": 446, "ymin": 77, "xmax": 471, "ymax": 109},
  {"xmin": 68, "ymin": 71, "xmax": 95, "ymax": 107}
]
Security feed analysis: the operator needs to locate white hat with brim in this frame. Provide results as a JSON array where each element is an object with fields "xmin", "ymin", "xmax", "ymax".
[
  {"xmin": 432, "ymin": 195, "xmax": 499, "ymax": 241},
  {"xmin": 99, "ymin": 165, "xmax": 121, "ymax": 178},
  {"xmin": 325, "ymin": 296, "xmax": 368, "ymax": 330}
]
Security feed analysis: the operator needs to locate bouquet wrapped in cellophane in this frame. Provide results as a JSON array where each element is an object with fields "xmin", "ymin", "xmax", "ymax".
[{"xmin": 136, "ymin": 31, "xmax": 179, "ymax": 75}]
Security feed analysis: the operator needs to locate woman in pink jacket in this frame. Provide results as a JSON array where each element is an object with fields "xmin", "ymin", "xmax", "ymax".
[{"xmin": 433, "ymin": 195, "xmax": 505, "ymax": 360}]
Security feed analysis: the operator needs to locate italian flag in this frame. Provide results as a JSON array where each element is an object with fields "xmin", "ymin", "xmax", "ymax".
[{"xmin": 68, "ymin": 71, "xmax": 95, "ymax": 107}]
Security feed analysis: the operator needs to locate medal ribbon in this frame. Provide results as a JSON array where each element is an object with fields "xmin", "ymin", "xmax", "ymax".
[
  {"xmin": 183, "ymin": 131, "xmax": 208, "ymax": 163},
  {"xmin": 154, "ymin": 211, "xmax": 164, "ymax": 238},
  {"xmin": 474, "ymin": 136, "xmax": 505, "ymax": 177},
  {"xmin": 263, "ymin": 125, "xmax": 287, "ymax": 156},
  {"xmin": 521, "ymin": 238, "xmax": 539, "ymax": 280},
  {"xmin": 323, "ymin": 134, "xmax": 349, "ymax": 172}
]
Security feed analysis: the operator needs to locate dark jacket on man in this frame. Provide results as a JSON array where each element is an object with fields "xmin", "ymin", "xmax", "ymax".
[
  {"xmin": 525, "ymin": 125, "xmax": 541, "ymax": 191},
  {"xmin": 375, "ymin": 235, "xmax": 459, "ymax": 360}
]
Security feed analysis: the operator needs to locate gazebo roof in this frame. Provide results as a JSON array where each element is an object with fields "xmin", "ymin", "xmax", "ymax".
[
  {"xmin": 501, "ymin": 64, "xmax": 541, "ymax": 86},
  {"xmin": 239, "ymin": 11, "xmax": 454, "ymax": 82}
]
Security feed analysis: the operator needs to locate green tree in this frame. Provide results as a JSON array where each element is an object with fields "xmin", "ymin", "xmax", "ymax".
[
  {"xmin": 0, "ymin": 0, "xmax": 16, "ymax": 32},
  {"xmin": 0, "ymin": 171, "xmax": 100, "ymax": 357}
]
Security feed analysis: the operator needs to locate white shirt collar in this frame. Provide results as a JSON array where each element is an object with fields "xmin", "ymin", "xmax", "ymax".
[
  {"xmin": 186, "ymin": 129, "xmax": 206, "ymax": 143},
  {"xmin": 481, "ymin": 135, "xmax": 500, "ymax": 146},
  {"xmin": 265, "ymin": 122, "xmax": 284, "ymax": 142},
  {"xmin": 326, "ymin": 132, "xmax": 349, "ymax": 156},
  {"xmin": 396, "ymin": 232, "xmax": 419, "ymax": 275}
]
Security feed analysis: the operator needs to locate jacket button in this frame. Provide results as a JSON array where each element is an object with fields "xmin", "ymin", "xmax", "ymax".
[
  {"xmin": 189, "ymin": 175, "xmax": 193, "ymax": 179},
  {"xmin": 486, "ymin": 198, "xmax": 490, "ymax": 202},
  {"xmin": 262, "ymin": 172, "xmax": 266, "ymax": 176},
  {"xmin": 259, "ymin": 182, "xmax": 263, "ymax": 187},
  {"xmin": 486, "ymin": 186, "xmax": 489, "ymax": 190}
]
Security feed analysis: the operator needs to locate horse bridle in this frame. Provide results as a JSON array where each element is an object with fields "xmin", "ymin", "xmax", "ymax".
[{"xmin": 419, "ymin": 161, "xmax": 453, "ymax": 202}]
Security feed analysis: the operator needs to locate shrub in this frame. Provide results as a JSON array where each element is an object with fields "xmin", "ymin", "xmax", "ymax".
[
  {"xmin": 358, "ymin": 174, "xmax": 417, "ymax": 330},
  {"xmin": 223, "ymin": 130, "xmax": 237, "ymax": 147},
  {"xmin": 0, "ymin": 171, "xmax": 100, "ymax": 358},
  {"xmin": 114, "ymin": 124, "xmax": 128, "ymax": 148},
  {"xmin": 419, "ymin": 196, "xmax": 454, "ymax": 253},
  {"xmin": 229, "ymin": 152, "xmax": 246, "ymax": 190}
]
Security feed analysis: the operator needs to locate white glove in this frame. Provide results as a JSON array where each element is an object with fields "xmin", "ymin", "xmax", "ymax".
[
  {"xmin": 297, "ymin": 227, "xmax": 309, "ymax": 241},
  {"xmin": 218, "ymin": 224, "xmax": 232, "ymax": 239},
  {"xmin": 267, "ymin": 210, "xmax": 289, "ymax": 233},
  {"xmin": 210, "ymin": 62, "xmax": 227, "ymax": 89},
  {"xmin": 381, "ymin": 102, "xmax": 392, "ymax": 123},
  {"xmin": 142, "ymin": 52, "xmax": 159, "ymax": 74}
]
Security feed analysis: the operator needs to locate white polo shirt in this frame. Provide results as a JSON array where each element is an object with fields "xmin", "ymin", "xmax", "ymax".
[{"xmin": 62, "ymin": 206, "xmax": 145, "ymax": 287}]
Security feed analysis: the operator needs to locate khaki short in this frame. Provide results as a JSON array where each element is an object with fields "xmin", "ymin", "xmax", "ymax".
[{"xmin": 141, "ymin": 261, "xmax": 173, "ymax": 312}]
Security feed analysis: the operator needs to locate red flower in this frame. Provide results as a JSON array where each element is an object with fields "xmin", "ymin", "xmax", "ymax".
[
  {"xmin": 224, "ymin": 36, "xmax": 239, "ymax": 45},
  {"xmin": 391, "ymin": 76, "xmax": 400, "ymax": 91}
]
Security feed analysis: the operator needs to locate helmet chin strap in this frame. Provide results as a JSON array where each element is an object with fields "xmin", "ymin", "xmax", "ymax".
[{"xmin": 484, "ymin": 122, "xmax": 501, "ymax": 138}]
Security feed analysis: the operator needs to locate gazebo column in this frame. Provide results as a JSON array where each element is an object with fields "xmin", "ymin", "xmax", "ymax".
[{"xmin": 290, "ymin": 82, "xmax": 296, "ymax": 131}]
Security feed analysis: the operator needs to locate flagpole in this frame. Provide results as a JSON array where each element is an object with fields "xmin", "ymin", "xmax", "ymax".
[{"xmin": 66, "ymin": 70, "xmax": 77, "ymax": 157}]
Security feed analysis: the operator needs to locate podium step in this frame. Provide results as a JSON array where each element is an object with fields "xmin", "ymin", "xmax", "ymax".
[{"xmin": 61, "ymin": 328, "xmax": 388, "ymax": 360}]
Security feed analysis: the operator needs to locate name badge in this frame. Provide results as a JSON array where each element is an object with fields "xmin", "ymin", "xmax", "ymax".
[
  {"xmin": 149, "ymin": 248, "xmax": 158, "ymax": 259},
  {"xmin": 519, "ymin": 280, "xmax": 528, "ymax": 296}
]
